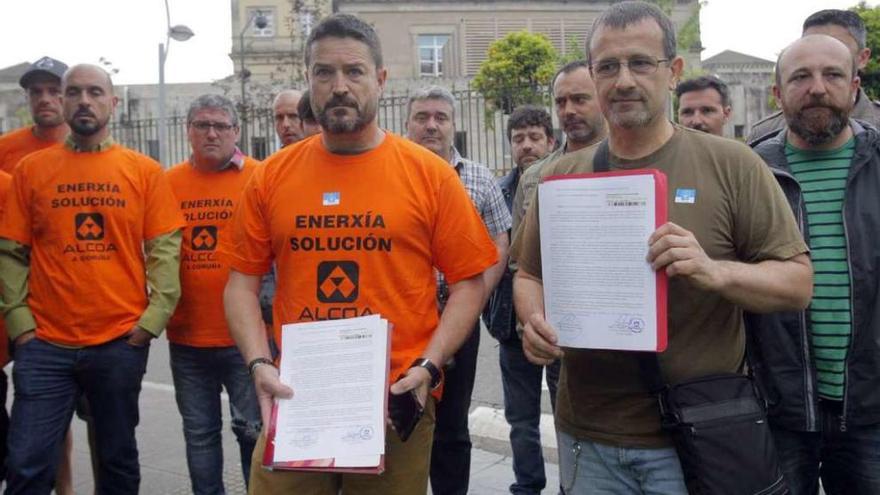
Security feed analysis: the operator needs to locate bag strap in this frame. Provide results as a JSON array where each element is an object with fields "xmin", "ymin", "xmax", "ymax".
[
  {"xmin": 593, "ymin": 139, "xmax": 668, "ymax": 393},
  {"xmin": 592, "ymin": 139, "xmax": 611, "ymax": 173}
]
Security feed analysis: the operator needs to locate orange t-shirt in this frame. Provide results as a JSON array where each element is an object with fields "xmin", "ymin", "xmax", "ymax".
[
  {"xmin": 0, "ymin": 144, "xmax": 186, "ymax": 347},
  {"xmin": 0, "ymin": 127, "xmax": 61, "ymax": 173},
  {"xmin": 219, "ymin": 132, "xmax": 498, "ymax": 384},
  {"xmin": 166, "ymin": 157, "xmax": 259, "ymax": 347},
  {"xmin": 0, "ymin": 170, "xmax": 11, "ymax": 366}
]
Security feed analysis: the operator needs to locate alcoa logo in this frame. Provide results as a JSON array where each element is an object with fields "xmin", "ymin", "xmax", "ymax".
[
  {"xmin": 75, "ymin": 213, "xmax": 104, "ymax": 241},
  {"xmin": 191, "ymin": 225, "xmax": 218, "ymax": 251}
]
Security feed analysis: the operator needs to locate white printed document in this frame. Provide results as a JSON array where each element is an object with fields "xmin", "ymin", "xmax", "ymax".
[
  {"xmin": 266, "ymin": 315, "xmax": 389, "ymax": 471},
  {"xmin": 538, "ymin": 170, "xmax": 667, "ymax": 351}
]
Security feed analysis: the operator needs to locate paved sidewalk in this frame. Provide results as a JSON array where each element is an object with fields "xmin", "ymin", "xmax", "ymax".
[{"xmin": 64, "ymin": 384, "xmax": 558, "ymax": 494}]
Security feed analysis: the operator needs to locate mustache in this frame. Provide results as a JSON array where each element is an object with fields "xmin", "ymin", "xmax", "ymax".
[
  {"xmin": 74, "ymin": 109, "xmax": 96, "ymax": 119},
  {"xmin": 324, "ymin": 95, "xmax": 359, "ymax": 109},
  {"xmin": 610, "ymin": 89, "xmax": 644, "ymax": 101},
  {"xmin": 800, "ymin": 95, "xmax": 838, "ymax": 110}
]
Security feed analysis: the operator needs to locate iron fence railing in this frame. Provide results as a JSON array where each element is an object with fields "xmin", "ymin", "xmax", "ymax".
[{"xmin": 110, "ymin": 87, "xmax": 553, "ymax": 176}]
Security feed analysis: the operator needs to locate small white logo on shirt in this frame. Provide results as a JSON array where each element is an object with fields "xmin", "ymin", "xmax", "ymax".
[
  {"xmin": 674, "ymin": 188, "xmax": 696, "ymax": 204},
  {"xmin": 322, "ymin": 192, "xmax": 340, "ymax": 206}
]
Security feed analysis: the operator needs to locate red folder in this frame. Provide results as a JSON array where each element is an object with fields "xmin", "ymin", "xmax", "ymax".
[{"xmin": 542, "ymin": 169, "xmax": 668, "ymax": 352}]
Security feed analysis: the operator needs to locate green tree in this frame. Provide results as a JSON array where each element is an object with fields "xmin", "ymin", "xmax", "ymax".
[
  {"xmin": 852, "ymin": 2, "xmax": 880, "ymax": 99},
  {"xmin": 558, "ymin": 34, "xmax": 587, "ymax": 65},
  {"xmin": 472, "ymin": 31, "xmax": 557, "ymax": 115},
  {"xmin": 676, "ymin": 2, "xmax": 704, "ymax": 53}
]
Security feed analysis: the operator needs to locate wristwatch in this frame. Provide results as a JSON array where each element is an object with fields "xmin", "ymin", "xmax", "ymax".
[{"xmin": 410, "ymin": 358, "xmax": 442, "ymax": 390}]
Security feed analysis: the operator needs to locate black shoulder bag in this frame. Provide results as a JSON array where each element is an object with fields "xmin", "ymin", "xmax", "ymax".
[{"xmin": 592, "ymin": 140, "xmax": 788, "ymax": 495}]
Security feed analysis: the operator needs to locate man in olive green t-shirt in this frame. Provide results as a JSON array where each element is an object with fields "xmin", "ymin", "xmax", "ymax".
[{"xmin": 509, "ymin": 3, "xmax": 813, "ymax": 493}]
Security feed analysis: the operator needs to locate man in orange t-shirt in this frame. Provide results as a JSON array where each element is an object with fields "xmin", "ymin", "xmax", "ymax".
[
  {"xmin": 0, "ymin": 56, "xmax": 70, "ymax": 173},
  {"xmin": 220, "ymin": 14, "xmax": 497, "ymax": 495},
  {"xmin": 0, "ymin": 65, "xmax": 185, "ymax": 494},
  {"xmin": 166, "ymin": 94, "xmax": 262, "ymax": 495},
  {"xmin": 0, "ymin": 55, "xmax": 79, "ymax": 493}
]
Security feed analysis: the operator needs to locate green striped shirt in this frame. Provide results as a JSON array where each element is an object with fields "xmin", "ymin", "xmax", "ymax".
[{"xmin": 786, "ymin": 138, "xmax": 855, "ymax": 400}]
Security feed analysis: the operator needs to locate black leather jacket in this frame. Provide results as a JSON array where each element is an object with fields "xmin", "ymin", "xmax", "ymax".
[{"xmin": 746, "ymin": 120, "xmax": 880, "ymax": 432}]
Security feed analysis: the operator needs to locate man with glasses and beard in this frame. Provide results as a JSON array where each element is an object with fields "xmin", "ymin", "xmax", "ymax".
[
  {"xmin": 221, "ymin": 13, "xmax": 497, "ymax": 494},
  {"xmin": 0, "ymin": 64, "xmax": 185, "ymax": 494},
  {"xmin": 747, "ymin": 34, "xmax": 880, "ymax": 494},
  {"xmin": 511, "ymin": 2, "xmax": 811, "ymax": 492}
]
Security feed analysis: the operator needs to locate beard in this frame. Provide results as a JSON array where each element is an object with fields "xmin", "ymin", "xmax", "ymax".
[
  {"xmin": 68, "ymin": 111, "xmax": 108, "ymax": 137},
  {"xmin": 606, "ymin": 90, "xmax": 656, "ymax": 129},
  {"xmin": 787, "ymin": 100, "xmax": 850, "ymax": 146},
  {"xmin": 317, "ymin": 95, "xmax": 376, "ymax": 134},
  {"xmin": 563, "ymin": 114, "xmax": 604, "ymax": 144},
  {"xmin": 33, "ymin": 111, "xmax": 64, "ymax": 128}
]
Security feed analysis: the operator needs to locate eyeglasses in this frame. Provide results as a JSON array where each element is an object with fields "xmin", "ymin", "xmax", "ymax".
[
  {"xmin": 590, "ymin": 56, "xmax": 670, "ymax": 79},
  {"xmin": 189, "ymin": 121, "xmax": 236, "ymax": 133}
]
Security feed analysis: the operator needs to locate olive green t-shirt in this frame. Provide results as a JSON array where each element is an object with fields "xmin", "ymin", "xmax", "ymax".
[{"xmin": 510, "ymin": 126, "xmax": 808, "ymax": 448}]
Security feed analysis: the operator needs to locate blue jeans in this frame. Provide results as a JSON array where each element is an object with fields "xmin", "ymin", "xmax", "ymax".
[
  {"xmin": 557, "ymin": 430, "xmax": 687, "ymax": 495},
  {"xmin": 499, "ymin": 336, "xmax": 559, "ymax": 495},
  {"xmin": 6, "ymin": 336, "xmax": 149, "ymax": 495},
  {"xmin": 170, "ymin": 343, "xmax": 261, "ymax": 495},
  {"xmin": 772, "ymin": 400, "xmax": 880, "ymax": 495}
]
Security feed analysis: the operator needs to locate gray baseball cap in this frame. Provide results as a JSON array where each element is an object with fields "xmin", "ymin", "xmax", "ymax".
[{"xmin": 19, "ymin": 56, "xmax": 68, "ymax": 89}]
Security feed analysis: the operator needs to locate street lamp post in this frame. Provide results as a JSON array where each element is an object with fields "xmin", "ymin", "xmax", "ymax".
[
  {"xmin": 238, "ymin": 10, "xmax": 269, "ymax": 155},
  {"xmin": 157, "ymin": 0, "xmax": 194, "ymax": 167}
]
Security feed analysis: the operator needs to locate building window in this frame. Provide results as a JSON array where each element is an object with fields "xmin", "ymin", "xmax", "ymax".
[
  {"xmin": 247, "ymin": 7, "xmax": 275, "ymax": 37},
  {"xmin": 418, "ymin": 35, "xmax": 450, "ymax": 77}
]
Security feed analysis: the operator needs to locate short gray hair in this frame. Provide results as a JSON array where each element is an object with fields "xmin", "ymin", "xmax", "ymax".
[
  {"xmin": 587, "ymin": 1, "xmax": 676, "ymax": 63},
  {"xmin": 187, "ymin": 94, "xmax": 239, "ymax": 126},
  {"xmin": 406, "ymin": 86, "xmax": 456, "ymax": 120}
]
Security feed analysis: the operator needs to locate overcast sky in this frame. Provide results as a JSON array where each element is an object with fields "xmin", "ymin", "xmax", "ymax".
[{"xmin": 0, "ymin": 0, "xmax": 875, "ymax": 85}]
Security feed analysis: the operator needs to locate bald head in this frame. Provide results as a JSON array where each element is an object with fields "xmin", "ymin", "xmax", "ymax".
[
  {"xmin": 273, "ymin": 89, "xmax": 302, "ymax": 109},
  {"xmin": 274, "ymin": 89, "xmax": 305, "ymax": 146},
  {"xmin": 773, "ymin": 34, "xmax": 860, "ymax": 149},
  {"xmin": 62, "ymin": 64, "xmax": 118, "ymax": 140},
  {"xmin": 776, "ymin": 34, "xmax": 856, "ymax": 87},
  {"xmin": 62, "ymin": 64, "xmax": 114, "ymax": 95}
]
